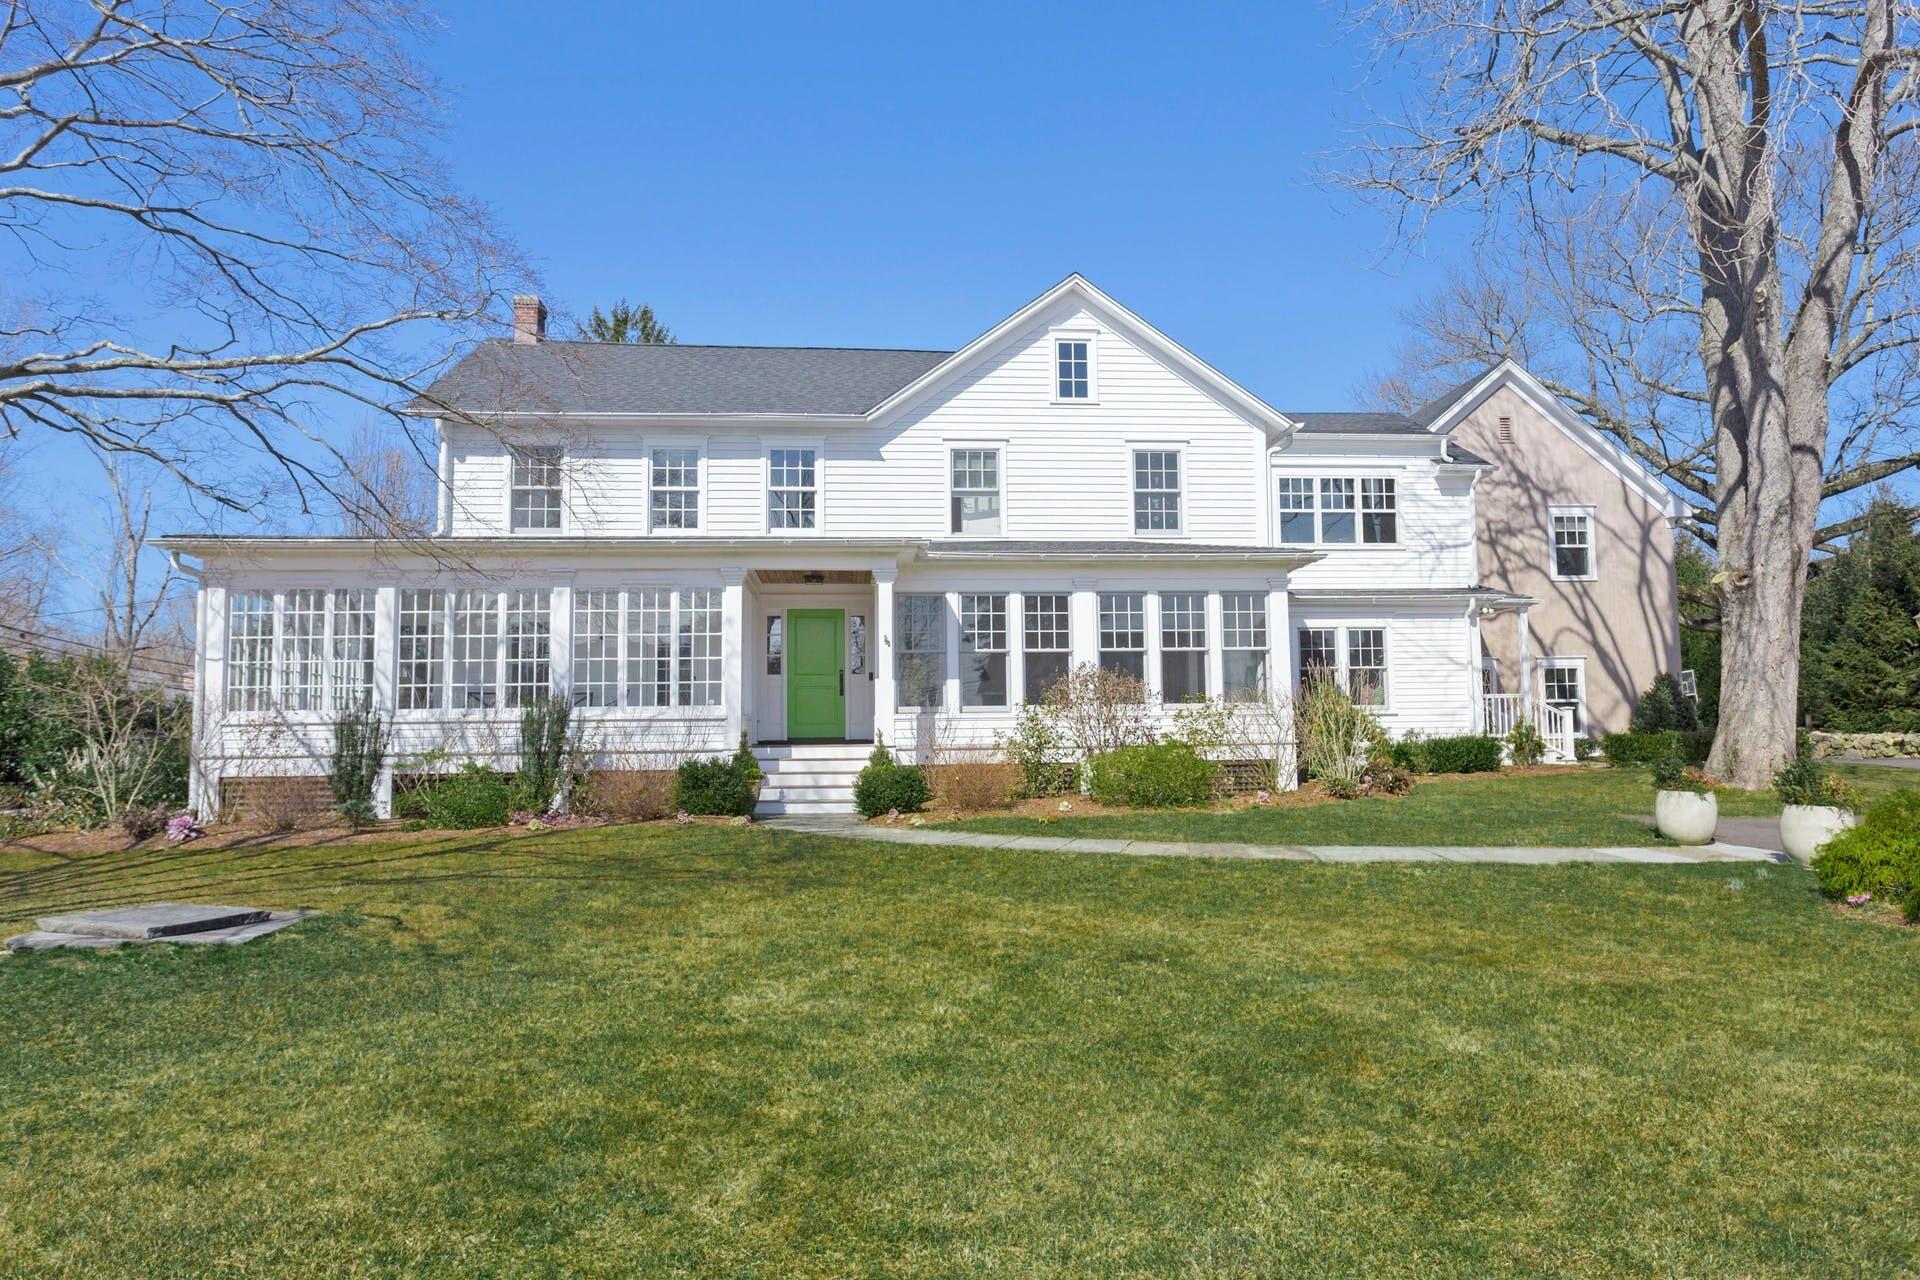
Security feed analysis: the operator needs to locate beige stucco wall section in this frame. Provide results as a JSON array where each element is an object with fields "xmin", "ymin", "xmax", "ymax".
[{"xmin": 1451, "ymin": 384, "xmax": 1683, "ymax": 735}]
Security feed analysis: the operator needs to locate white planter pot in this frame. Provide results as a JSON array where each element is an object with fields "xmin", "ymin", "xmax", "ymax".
[
  {"xmin": 1655, "ymin": 789, "xmax": 1718, "ymax": 845},
  {"xmin": 1779, "ymin": 804, "xmax": 1857, "ymax": 865}
]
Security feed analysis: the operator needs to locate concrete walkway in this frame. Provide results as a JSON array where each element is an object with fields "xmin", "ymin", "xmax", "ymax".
[{"xmin": 764, "ymin": 818, "xmax": 1785, "ymax": 865}]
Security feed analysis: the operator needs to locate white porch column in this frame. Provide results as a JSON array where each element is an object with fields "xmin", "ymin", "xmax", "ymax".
[
  {"xmin": 372, "ymin": 582, "xmax": 399, "ymax": 818},
  {"xmin": 196, "ymin": 582, "xmax": 229, "ymax": 821},
  {"xmin": 550, "ymin": 576, "xmax": 575, "ymax": 706},
  {"xmin": 1006, "ymin": 590, "xmax": 1026, "ymax": 708},
  {"xmin": 1142, "ymin": 590, "xmax": 1163, "ymax": 704},
  {"xmin": 872, "ymin": 566, "xmax": 897, "ymax": 747},
  {"xmin": 721, "ymin": 567, "xmax": 748, "ymax": 748},
  {"xmin": 1517, "ymin": 607, "xmax": 1534, "ymax": 727},
  {"xmin": 1267, "ymin": 579, "xmax": 1296, "ymax": 789},
  {"xmin": 1467, "ymin": 604, "xmax": 1486, "ymax": 734},
  {"xmin": 1204, "ymin": 589, "xmax": 1226, "ymax": 703},
  {"xmin": 944, "ymin": 590, "xmax": 963, "ymax": 715},
  {"xmin": 1070, "ymin": 580, "xmax": 1099, "ymax": 673}
]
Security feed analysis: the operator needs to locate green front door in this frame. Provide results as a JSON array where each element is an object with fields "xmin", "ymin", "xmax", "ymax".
[{"xmin": 786, "ymin": 609, "xmax": 845, "ymax": 739}]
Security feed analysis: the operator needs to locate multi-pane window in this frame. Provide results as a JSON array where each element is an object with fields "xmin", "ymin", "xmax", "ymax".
[
  {"xmin": 959, "ymin": 594, "xmax": 1008, "ymax": 708},
  {"xmin": 766, "ymin": 615, "xmax": 783, "ymax": 675},
  {"xmin": 896, "ymin": 594, "xmax": 948, "ymax": 709},
  {"xmin": 1279, "ymin": 477, "xmax": 1317, "ymax": 543},
  {"xmin": 1347, "ymin": 628, "xmax": 1387, "ymax": 706},
  {"xmin": 450, "ymin": 589, "xmax": 500, "ymax": 709},
  {"xmin": 502, "ymin": 589, "xmax": 552, "ymax": 707},
  {"xmin": 1056, "ymin": 338, "xmax": 1090, "ymax": 399},
  {"xmin": 1023, "ymin": 593, "xmax": 1070, "ymax": 704},
  {"xmin": 768, "ymin": 448, "xmax": 818, "ymax": 529},
  {"xmin": 950, "ymin": 449, "xmax": 1002, "ymax": 535},
  {"xmin": 1160, "ymin": 591, "xmax": 1207, "ymax": 703},
  {"xmin": 1542, "ymin": 661, "xmax": 1586, "ymax": 734},
  {"xmin": 1133, "ymin": 450, "xmax": 1181, "ymax": 533},
  {"xmin": 572, "ymin": 589, "xmax": 621, "ymax": 708},
  {"xmin": 1319, "ymin": 478, "xmax": 1356, "ymax": 543},
  {"xmin": 849, "ymin": 614, "xmax": 866, "ymax": 675},
  {"xmin": 1098, "ymin": 591, "xmax": 1146, "ymax": 686},
  {"xmin": 1552, "ymin": 510, "xmax": 1594, "ymax": 579},
  {"xmin": 1361, "ymin": 478, "xmax": 1397, "ymax": 543},
  {"xmin": 226, "ymin": 590, "xmax": 276, "ymax": 711},
  {"xmin": 1277, "ymin": 476, "xmax": 1398, "ymax": 545},
  {"xmin": 650, "ymin": 448, "xmax": 700, "ymax": 531},
  {"xmin": 279, "ymin": 589, "xmax": 327, "ymax": 711},
  {"xmin": 1222, "ymin": 591, "xmax": 1268, "ymax": 699},
  {"xmin": 627, "ymin": 588, "xmax": 674, "ymax": 708},
  {"xmin": 330, "ymin": 589, "xmax": 375, "ymax": 710},
  {"xmin": 677, "ymin": 588, "xmax": 722, "ymax": 707},
  {"xmin": 510, "ymin": 444, "xmax": 563, "ymax": 531},
  {"xmin": 397, "ymin": 589, "xmax": 446, "ymax": 711},
  {"xmin": 1297, "ymin": 627, "xmax": 1338, "ymax": 690}
]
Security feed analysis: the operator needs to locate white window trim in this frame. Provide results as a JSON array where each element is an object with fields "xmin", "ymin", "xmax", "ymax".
[
  {"xmin": 505, "ymin": 441, "xmax": 567, "ymax": 535},
  {"xmin": 1539, "ymin": 655, "xmax": 1588, "ymax": 735},
  {"xmin": 1548, "ymin": 504, "xmax": 1598, "ymax": 582},
  {"xmin": 646, "ymin": 439, "xmax": 708, "ymax": 535},
  {"xmin": 956, "ymin": 591, "xmax": 1011, "ymax": 712},
  {"xmin": 944, "ymin": 439, "xmax": 1008, "ymax": 538},
  {"xmin": 1128, "ymin": 442, "xmax": 1187, "ymax": 539},
  {"xmin": 1274, "ymin": 471, "xmax": 1401, "ymax": 547},
  {"xmin": 1050, "ymin": 328, "xmax": 1099, "ymax": 404},
  {"xmin": 764, "ymin": 441, "xmax": 824, "ymax": 535},
  {"xmin": 1294, "ymin": 621, "xmax": 1392, "ymax": 713}
]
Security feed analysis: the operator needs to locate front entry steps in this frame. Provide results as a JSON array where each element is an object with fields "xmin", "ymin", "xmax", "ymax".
[{"xmin": 754, "ymin": 741, "xmax": 870, "ymax": 817}]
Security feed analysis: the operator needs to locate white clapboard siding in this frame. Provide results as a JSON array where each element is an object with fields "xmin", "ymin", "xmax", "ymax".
[{"xmin": 1271, "ymin": 440, "xmax": 1479, "ymax": 589}]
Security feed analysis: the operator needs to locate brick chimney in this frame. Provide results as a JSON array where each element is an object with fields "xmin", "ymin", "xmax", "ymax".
[{"xmin": 512, "ymin": 294, "xmax": 547, "ymax": 344}]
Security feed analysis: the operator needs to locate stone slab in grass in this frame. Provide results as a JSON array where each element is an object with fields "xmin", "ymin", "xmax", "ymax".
[
  {"xmin": 35, "ymin": 903, "xmax": 271, "ymax": 940},
  {"xmin": 5, "ymin": 910, "xmax": 313, "ymax": 954}
]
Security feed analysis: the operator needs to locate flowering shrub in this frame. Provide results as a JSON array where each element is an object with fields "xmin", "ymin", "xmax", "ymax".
[{"xmin": 165, "ymin": 812, "xmax": 203, "ymax": 844}]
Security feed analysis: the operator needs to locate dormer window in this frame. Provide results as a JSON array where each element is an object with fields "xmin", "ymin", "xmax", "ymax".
[
  {"xmin": 509, "ymin": 445, "xmax": 562, "ymax": 531},
  {"xmin": 1055, "ymin": 338, "xmax": 1091, "ymax": 400}
]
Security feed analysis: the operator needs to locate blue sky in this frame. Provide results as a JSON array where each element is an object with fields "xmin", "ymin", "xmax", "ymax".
[{"xmin": 433, "ymin": 1, "xmax": 1465, "ymax": 409}]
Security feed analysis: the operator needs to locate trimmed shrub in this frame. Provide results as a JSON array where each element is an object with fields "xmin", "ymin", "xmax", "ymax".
[
  {"xmin": 1652, "ymin": 752, "xmax": 1710, "ymax": 793},
  {"xmin": 1603, "ymin": 729, "xmax": 1711, "ymax": 766},
  {"xmin": 1573, "ymin": 735, "xmax": 1598, "ymax": 761},
  {"xmin": 674, "ymin": 757, "xmax": 756, "ymax": 817},
  {"xmin": 329, "ymin": 705, "xmax": 387, "ymax": 826},
  {"xmin": 855, "ymin": 762, "xmax": 930, "ymax": 818},
  {"xmin": 397, "ymin": 763, "xmax": 511, "ymax": 829},
  {"xmin": 1388, "ymin": 730, "xmax": 1429, "ymax": 773},
  {"xmin": 1086, "ymin": 741, "xmax": 1220, "ymax": 808},
  {"xmin": 1422, "ymin": 734, "xmax": 1503, "ymax": 774},
  {"xmin": 1508, "ymin": 721, "xmax": 1546, "ymax": 767},
  {"xmin": 1631, "ymin": 672, "xmax": 1699, "ymax": 733},
  {"xmin": 1812, "ymin": 791, "xmax": 1920, "ymax": 920}
]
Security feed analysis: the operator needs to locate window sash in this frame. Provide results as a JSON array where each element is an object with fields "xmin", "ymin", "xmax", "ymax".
[
  {"xmin": 1318, "ymin": 478, "xmax": 1356, "ymax": 543},
  {"xmin": 1278, "ymin": 477, "xmax": 1317, "ymax": 544},
  {"xmin": 959, "ymin": 593, "xmax": 1008, "ymax": 708},
  {"xmin": 650, "ymin": 448, "xmax": 700, "ymax": 531},
  {"xmin": 1221, "ymin": 591, "xmax": 1268, "ymax": 700},
  {"xmin": 226, "ymin": 590, "xmax": 276, "ymax": 712},
  {"xmin": 501, "ymin": 589, "xmax": 551, "ymax": 708},
  {"xmin": 1552, "ymin": 513, "xmax": 1593, "ymax": 577},
  {"xmin": 896, "ymin": 594, "xmax": 948, "ymax": 709},
  {"xmin": 279, "ymin": 588, "xmax": 327, "ymax": 711},
  {"xmin": 510, "ymin": 445, "xmax": 563, "ymax": 531},
  {"xmin": 1133, "ymin": 451, "xmax": 1181, "ymax": 533},
  {"xmin": 768, "ymin": 448, "xmax": 818, "ymax": 529},
  {"xmin": 1346, "ymin": 628, "xmax": 1387, "ymax": 706},
  {"xmin": 1056, "ymin": 340, "xmax": 1089, "ymax": 399},
  {"xmin": 329, "ymin": 589, "xmax": 375, "ymax": 711},
  {"xmin": 1360, "ymin": 477, "xmax": 1397, "ymax": 544},
  {"xmin": 397, "ymin": 588, "xmax": 446, "ymax": 711},
  {"xmin": 572, "ymin": 589, "xmax": 622, "ymax": 708},
  {"xmin": 950, "ymin": 448, "xmax": 1002, "ymax": 535}
]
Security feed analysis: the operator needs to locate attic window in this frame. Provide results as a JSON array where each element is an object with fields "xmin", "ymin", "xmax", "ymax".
[
  {"xmin": 1055, "ymin": 338, "xmax": 1091, "ymax": 400},
  {"xmin": 1498, "ymin": 415, "xmax": 1513, "ymax": 442}
]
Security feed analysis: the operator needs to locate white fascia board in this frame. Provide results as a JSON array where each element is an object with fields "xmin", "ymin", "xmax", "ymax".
[
  {"xmin": 1421, "ymin": 359, "xmax": 1688, "ymax": 520},
  {"xmin": 865, "ymin": 274, "xmax": 1299, "ymax": 442}
]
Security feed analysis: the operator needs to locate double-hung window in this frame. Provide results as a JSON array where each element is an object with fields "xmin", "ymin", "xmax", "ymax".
[
  {"xmin": 1133, "ymin": 450, "xmax": 1181, "ymax": 533},
  {"xmin": 959, "ymin": 594, "xmax": 1008, "ymax": 708},
  {"xmin": 896, "ymin": 594, "xmax": 948, "ymax": 709},
  {"xmin": 1098, "ymin": 592, "xmax": 1147, "ymax": 686},
  {"xmin": 330, "ymin": 589, "xmax": 375, "ymax": 710},
  {"xmin": 950, "ymin": 448, "xmax": 1002, "ymax": 535},
  {"xmin": 1296, "ymin": 624, "xmax": 1387, "ymax": 707},
  {"xmin": 510, "ymin": 445, "xmax": 563, "ymax": 531},
  {"xmin": 397, "ymin": 589, "xmax": 446, "ymax": 710},
  {"xmin": 1160, "ymin": 592, "xmax": 1207, "ymax": 703},
  {"xmin": 650, "ymin": 448, "xmax": 700, "ymax": 531},
  {"xmin": 676, "ymin": 589, "xmax": 722, "ymax": 707},
  {"xmin": 1541, "ymin": 659, "xmax": 1586, "ymax": 734},
  {"xmin": 1361, "ymin": 478, "xmax": 1397, "ymax": 543},
  {"xmin": 279, "ymin": 589, "xmax": 328, "ymax": 711},
  {"xmin": 1318, "ymin": 478, "xmax": 1356, "ymax": 543},
  {"xmin": 617, "ymin": 588, "xmax": 720, "ymax": 708},
  {"xmin": 572, "ymin": 589, "xmax": 622, "ymax": 707},
  {"xmin": 768, "ymin": 448, "xmax": 818, "ymax": 529},
  {"xmin": 1056, "ymin": 338, "xmax": 1090, "ymax": 399},
  {"xmin": 501, "ymin": 589, "xmax": 552, "ymax": 708},
  {"xmin": 1022, "ymin": 593, "xmax": 1070, "ymax": 703},
  {"xmin": 1222, "ymin": 591, "xmax": 1268, "ymax": 700},
  {"xmin": 450, "ymin": 589, "xmax": 501, "ymax": 709},
  {"xmin": 1297, "ymin": 627, "xmax": 1339, "ymax": 691},
  {"xmin": 226, "ymin": 590, "xmax": 277, "ymax": 712},
  {"xmin": 1551, "ymin": 508, "xmax": 1595, "ymax": 579},
  {"xmin": 1278, "ymin": 478, "xmax": 1317, "ymax": 544},
  {"xmin": 228, "ymin": 588, "xmax": 374, "ymax": 713}
]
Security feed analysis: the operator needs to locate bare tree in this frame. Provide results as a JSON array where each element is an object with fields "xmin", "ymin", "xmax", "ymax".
[
  {"xmin": 0, "ymin": 0, "xmax": 523, "ymax": 520},
  {"xmin": 89, "ymin": 457, "xmax": 180, "ymax": 663},
  {"xmin": 338, "ymin": 421, "xmax": 436, "ymax": 537},
  {"xmin": 1339, "ymin": 1, "xmax": 1920, "ymax": 786},
  {"xmin": 0, "ymin": 441, "xmax": 51, "ymax": 627}
]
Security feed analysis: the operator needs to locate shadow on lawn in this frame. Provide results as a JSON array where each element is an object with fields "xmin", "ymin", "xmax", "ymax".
[{"xmin": 1, "ymin": 826, "xmax": 825, "ymax": 929}]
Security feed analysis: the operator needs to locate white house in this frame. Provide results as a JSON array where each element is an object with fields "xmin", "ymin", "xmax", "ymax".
[{"xmin": 159, "ymin": 275, "xmax": 1581, "ymax": 817}]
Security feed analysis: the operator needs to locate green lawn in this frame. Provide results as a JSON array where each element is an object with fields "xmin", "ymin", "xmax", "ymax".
[
  {"xmin": 938, "ymin": 763, "xmax": 1920, "ymax": 846},
  {"xmin": 4, "ymin": 824, "xmax": 1919, "ymax": 1277}
]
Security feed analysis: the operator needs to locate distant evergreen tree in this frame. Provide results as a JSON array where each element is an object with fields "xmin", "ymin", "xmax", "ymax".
[
  {"xmin": 577, "ymin": 299, "xmax": 674, "ymax": 344},
  {"xmin": 1798, "ymin": 498, "xmax": 1920, "ymax": 731},
  {"xmin": 1676, "ymin": 539, "xmax": 1721, "ymax": 726}
]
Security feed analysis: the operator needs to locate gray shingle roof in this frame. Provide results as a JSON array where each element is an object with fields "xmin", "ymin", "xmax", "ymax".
[
  {"xmin": 1407, "ymin": 365, "xmax": 1497, "ymax": 427},
  {"xmin": 1285, "ymin": 411, "xmax": 1428, "ymax": 435},
  {"xmin": 411, "ymin": 340, "xmax": 952, "ymax": 417}
]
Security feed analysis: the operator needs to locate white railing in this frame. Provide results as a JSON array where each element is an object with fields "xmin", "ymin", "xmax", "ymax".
[{"xmin": 1480, "ymin": 694, "xmax": 1576, "ymax": 762}]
